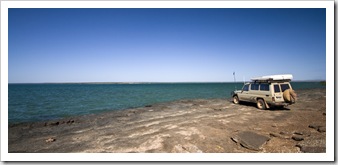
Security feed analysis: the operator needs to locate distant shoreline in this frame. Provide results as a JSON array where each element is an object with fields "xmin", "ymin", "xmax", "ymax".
[{"xmin": 8, "ymin": 80, "xmax": 326, "ymax": 85}]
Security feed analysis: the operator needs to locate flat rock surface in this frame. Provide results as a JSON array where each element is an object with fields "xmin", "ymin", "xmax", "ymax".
[
  {"xmin": 232, "ymin": 131, "xmax": 270, "ymax": 151},
  {"xmin": 8, "ymin": 88, "xmax": 326, "ymax": 153}
]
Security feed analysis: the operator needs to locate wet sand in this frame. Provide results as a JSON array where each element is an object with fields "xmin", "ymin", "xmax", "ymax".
[{"xmin": 8, "ymin": 88, "xmax": 326, "ymax": 153}]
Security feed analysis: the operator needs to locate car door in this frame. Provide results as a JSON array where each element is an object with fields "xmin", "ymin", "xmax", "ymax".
[
  {"xmin": 239, "ymin": 84, "xmax": 250, "ymax": 101},
  {"xmin": 259, "ymin": 83, "xmax": 272, "ymax": 102},
  {"xmin": 247, "ymin": 83, "xmax": 259, "ymax": 102},
  {"xmin": 273, "ymin": 84, "xmax": 284, "ymax": 102}
]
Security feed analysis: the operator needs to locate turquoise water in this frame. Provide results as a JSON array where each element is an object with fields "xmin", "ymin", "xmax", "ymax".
[{"xmin": 8, "ymin": 82, "xmax": 324, "ymax": 124}]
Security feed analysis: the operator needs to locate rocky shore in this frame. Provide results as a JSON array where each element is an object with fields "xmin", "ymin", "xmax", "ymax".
[{"xmin": 8, "ymin": 88, "xmax": 326, "ymax": 153}]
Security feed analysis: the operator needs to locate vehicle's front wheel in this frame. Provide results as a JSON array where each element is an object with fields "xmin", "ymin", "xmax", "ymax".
[
  {"xmin": 233, "ymin": 95, "xmax": 240, "ymax": 104},
  {"xmin": 257, "ymin": 99, "xmax": 266, "ymax": 110}
]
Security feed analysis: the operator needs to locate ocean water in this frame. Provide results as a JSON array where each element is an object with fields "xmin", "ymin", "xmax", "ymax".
[{"xmin": 8, "ymin": 82, "xmax": 325, "ymax": 124}]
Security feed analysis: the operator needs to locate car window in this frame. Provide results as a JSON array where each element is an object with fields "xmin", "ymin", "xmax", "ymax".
[
  {"xmin": 274, "ymin": 85, "xmax": 281, "ymax": 93},
  {"xmin": 281, "ymin": 84, "xmax": 290, "ymax": 92},
  {"xmin": 260, "ymin": 84, "xmax": 269, "ymax": 91},
  {"xmin": 250, "ymin": 84, "xmax": 259, "ymax": 90},
  {"xmin": 243, "ymin": 84, "xmax": 249, "ymax": 91}
]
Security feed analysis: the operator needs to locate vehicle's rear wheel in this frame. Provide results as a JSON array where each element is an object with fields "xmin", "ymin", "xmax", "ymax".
[
  {"xmin": 233, "ymin": 95, "xmax": 239, "ymax": 104},
  {"xmin": 257, "ymin": 99, "xmax": 266, "ymax": 110}
]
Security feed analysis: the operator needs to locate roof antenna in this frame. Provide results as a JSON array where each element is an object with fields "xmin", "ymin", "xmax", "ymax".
[{"xmin": 233, "ymin": 72, "xmax": 237, "ymax": 90}]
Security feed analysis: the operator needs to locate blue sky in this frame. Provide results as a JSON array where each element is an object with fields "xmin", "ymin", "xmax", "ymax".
[{"xmin": 8, "ymin": 8, "xmax": 326, "ymax": 83}]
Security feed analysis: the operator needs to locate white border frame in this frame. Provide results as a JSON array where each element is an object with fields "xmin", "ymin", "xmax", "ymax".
[{"xmin": 1, "ymin": 0, "xmax": 334, "ymax": 161}]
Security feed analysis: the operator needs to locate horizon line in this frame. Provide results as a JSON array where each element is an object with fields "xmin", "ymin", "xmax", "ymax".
[{"xmin": 8, "ymin": 80, "xmax": 326, "ymax": 84}]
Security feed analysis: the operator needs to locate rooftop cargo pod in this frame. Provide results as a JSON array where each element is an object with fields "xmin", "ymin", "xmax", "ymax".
[{"xmin": 251, "ymin": 74, "xmax": 293, "ymax": 82}]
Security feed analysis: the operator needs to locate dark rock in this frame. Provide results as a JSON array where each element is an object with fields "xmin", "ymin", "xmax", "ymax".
[
  {"xmin": 269, "ymin": 133, "xmax": 289, "ymax": 139},
  {"xmin": 269, "ymin": 133, "xmax": 279, "ymax": 137},
  {"xmin": 317, "ymin": 126, "xmax": 326, "ymax": 133},
  {"xmin": 45, "ymin": 120, "xmax": 75, "ymax": 126},
  {"xmin": 292, "ymin": 135, "xmax": 304, "ymax": 141},
  {"xmin": 279, "ymin": 131, "xmax": 289, "ymax": 135},
  {"xmin": 294, "ymin": 131, "xmax": 311, "ymax": 137},
  {"xmin": 309, "ymin": 124, "xmax": 323, "ymax": 130},
  {"xmin": 293, "ymin": 131, "xmax": 303, "ymax": 135},
  {"xmin": 145, "ymin": 105, "xmax": 152, "ymax": 107},
  {"xmin": 296, "ymin": 145, "xmax": 326, "ymax": 153},
  {"xmin": 231, "ymin": 131, "xmax": 270, "ymax": 151},
  {"xmin": 309, "ymin": 124, "xmax": 326, "ymax": 133},
  {"xmin": 66, "ymin": 120, "xmax": 75, "ymax": 124},
  {"xmin": 48, "ymin": 121, "xmax": 60, "ymax": 126}
]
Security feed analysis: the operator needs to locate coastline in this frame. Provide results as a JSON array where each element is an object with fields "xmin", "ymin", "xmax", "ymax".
[
  {"xmin": 8, "ymin": 88, "xmax": 326, "ymax": 153},
  {"xmin": 8, "ymin": 82, "xmax": 325, "ymax": 125}
]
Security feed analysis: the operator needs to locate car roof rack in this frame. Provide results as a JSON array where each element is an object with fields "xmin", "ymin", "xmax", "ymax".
[{"xmin": 252, "ymin": 79, "xmax": 291, "ymax": 84}]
